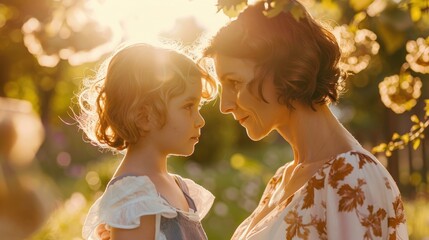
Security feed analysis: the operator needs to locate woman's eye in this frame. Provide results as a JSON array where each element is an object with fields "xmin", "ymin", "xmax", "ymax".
[{"xmin": 228, "ymin": 79, "xmax": 241, "ymax": 89}]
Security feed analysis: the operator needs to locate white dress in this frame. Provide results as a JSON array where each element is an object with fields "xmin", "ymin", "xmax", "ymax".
[
  {"xmin": 82, "ymin": 175, "xmax": 214, "ymax": 240},
  {"xmin": 232, "ymin": 150, "xmax": 409, "ymax": 240}
]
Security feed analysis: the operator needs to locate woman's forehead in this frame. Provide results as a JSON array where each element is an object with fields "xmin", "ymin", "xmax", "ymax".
[{"xmin": 214, "ymin": 55, "xmax": 256, "ymax": 80}]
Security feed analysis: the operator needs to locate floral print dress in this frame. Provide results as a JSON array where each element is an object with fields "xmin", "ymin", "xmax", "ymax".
[{"xmin": 231, "ymin": 150, "xmax": 408, "ymax": 240}]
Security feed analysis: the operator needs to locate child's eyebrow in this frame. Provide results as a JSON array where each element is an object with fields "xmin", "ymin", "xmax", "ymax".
[{"xmin": 184, "ymin": 96, "xmax": 199, "ymax": 102}]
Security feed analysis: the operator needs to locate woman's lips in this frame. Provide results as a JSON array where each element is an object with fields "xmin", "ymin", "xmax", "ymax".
[{"xmin": 238, "ymin": 116, "xmax": 249, "ymax": 124}]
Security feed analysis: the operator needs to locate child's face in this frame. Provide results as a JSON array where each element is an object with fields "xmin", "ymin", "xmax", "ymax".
[{"xmin": 149, "ymin": 77, "xmax": 205, "ymax": 156}]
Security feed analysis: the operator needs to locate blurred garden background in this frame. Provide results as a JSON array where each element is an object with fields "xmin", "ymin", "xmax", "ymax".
[{"xmin": 0, "ymin": 0, "xmax": 428, "ymax": 239}]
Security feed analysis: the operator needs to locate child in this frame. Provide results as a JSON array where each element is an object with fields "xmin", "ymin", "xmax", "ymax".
[{"xmin": 78, "ymin": 43, "xmax": 217, "ymax": 240}]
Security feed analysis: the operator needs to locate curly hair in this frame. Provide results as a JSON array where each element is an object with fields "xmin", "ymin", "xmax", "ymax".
[
  {"xmin": 202, "ymin": 1, "xmax": 346, "ymax": 109},
  {"xmin": 77, "ymin": 43, "xmax": 217, "ymax": 152}
]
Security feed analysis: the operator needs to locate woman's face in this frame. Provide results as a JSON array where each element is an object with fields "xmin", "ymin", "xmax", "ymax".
[{"xmin": 214, "ymin": 54, "xmax": 287, "ymax": 141}]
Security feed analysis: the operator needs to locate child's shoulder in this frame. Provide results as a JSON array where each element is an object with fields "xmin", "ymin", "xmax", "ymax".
[
  {"xmin": 107, "ymin": 174, "xmax": 153, "ymax": 189},
  {"xmin": 82, "ymin": 175, "xmax": 176, "ymax": 239},
  {"xmin": 174, "ymin": 174, "xmax": 215, "ymax": 220},
  {"xmin": 104, "ymin": 175, "xmax": 158, "ymax": 199}
]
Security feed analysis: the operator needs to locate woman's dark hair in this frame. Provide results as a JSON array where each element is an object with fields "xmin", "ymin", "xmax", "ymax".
[{"xmin": 203, "ymin": 1, "xmax": 346, "ymax": 109}]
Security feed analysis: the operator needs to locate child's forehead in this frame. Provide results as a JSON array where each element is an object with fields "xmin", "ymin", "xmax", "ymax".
[{"xmin": 181, "ymin": 79, "xmax": 203, "ymax": 97}]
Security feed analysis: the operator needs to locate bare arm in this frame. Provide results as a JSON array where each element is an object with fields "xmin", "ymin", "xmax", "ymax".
[{"xmin": 110, "ymin": 215, "xmax": 156, "ymax": 240}]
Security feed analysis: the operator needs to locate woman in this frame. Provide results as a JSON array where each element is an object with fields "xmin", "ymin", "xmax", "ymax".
[{"xmin": 202, "ymin": 1, "xmax": 408, "ymax": 239}]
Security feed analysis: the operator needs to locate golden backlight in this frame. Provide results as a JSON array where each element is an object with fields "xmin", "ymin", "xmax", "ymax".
[{"xmin": 22, "ymin": 0, "xmax": 230, "ymax": 67}]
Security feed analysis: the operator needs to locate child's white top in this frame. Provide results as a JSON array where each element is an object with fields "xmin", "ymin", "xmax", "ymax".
[
  {"xmin": 82, "ymin": 175, "xmax": 214, "ymax": 240},
  {"xmin": 231, "ymin": 150, "xmax": 408, "ymax": 240}
]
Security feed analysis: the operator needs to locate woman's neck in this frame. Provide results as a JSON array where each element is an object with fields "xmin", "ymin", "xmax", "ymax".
[{"xmin": 277, "ymin": 103, "xmax": 360, "ymax": 165}]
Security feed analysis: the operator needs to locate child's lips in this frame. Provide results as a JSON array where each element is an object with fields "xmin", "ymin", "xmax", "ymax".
[{"xmin": 190, "ymin": 136, "xmax": 200, "ymax": 141}]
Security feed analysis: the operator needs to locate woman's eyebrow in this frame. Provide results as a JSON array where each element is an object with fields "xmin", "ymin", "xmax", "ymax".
[{"xmin": 219, "ymin": 72, "xmax": 235, "ymax": 83}]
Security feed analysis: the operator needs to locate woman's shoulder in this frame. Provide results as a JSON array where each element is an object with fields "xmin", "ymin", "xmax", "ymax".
[
  {"xmin": 175, "ymin": 175, "xmax": 215, "ymax": 220},
  {"xmin": 326, "ymin": 149, "xmax": 387, "ymax": 173},
  {"xmin": 318, "ymin": 149, "xmax": 400, "ymax": 193}
]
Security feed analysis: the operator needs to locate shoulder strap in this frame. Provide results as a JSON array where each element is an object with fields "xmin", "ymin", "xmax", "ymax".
[
  {"xmin": 174, "ymin": 175, "xmax": 197, "ymax": 211},
  {"xmin": 155, "ymin": 214, "xmax": 161, "ymax": 240},
  {"xmin": 107, "ymin": 174, "xmax": 139, "ymax": 188},
  {"xmin": 174, "ymin": 175, "xmax": 190, "ymax": 194}
]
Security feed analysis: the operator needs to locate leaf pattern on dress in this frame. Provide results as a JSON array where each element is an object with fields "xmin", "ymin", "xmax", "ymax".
[
  {"xmin": 261, "ymin": 173, "xmax": 282, "ymax": 205},
  {"xmin": 361, "ymin": 205, "xmax": 387, "ymax": 239},
  {"xmin": 232, "ymin": 152, "xmax": 408, "ymax": 240},
  {"xmin": 388, "ymin": 196, "xmax": 406, "ymax": 229},
  {"xmin": 384, "ymin": 177, "xmax": 392, "ymax": 189},
  {"xmin": 302, "ymin": 175, "xmax": 325, "ymax": 209},
  {"xmin": 350, "ymin": 151, "xmax": 377, "ymax": 169},
  {"xmin": 337, "ymin": 178, "xmax": 366, "ymax": 212},
  {"xmin": 284, "ymin": 210, "xmax": 310, "ymax": 240},
  {"xmin": 311, "ymin": 215, "xmax": 327, "ymax": 240},
  {"xmin": 328, "ymin": 157, "xmax": 353, "ymax": 188}
]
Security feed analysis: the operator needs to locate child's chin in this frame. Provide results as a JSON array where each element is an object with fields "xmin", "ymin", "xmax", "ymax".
[{"xmin": 174, "ymin": 149, "xmax": 195, "ymax": 157}]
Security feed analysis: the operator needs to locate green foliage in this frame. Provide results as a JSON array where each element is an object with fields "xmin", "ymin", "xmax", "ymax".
[
  {"xmin": 217, "ymin": 0, "xmax": 248, "ymax": 18},
  {"xmin": 373, "ymin": 101, "xmax": 429, "ymax": 156}
]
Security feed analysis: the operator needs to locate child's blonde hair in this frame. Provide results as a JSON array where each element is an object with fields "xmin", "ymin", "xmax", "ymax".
[{"xmin": 77, "ymin": 43, "xmax": 217, "ymax": 152}]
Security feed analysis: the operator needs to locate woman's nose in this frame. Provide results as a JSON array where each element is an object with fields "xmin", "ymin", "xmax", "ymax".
[{"xmin": 219, "ymin": 90, "xmax": 235, "ymax": 114}]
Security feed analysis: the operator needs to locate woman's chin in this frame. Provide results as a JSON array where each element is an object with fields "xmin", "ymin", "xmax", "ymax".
[{"xmin": 246, "ymin": 129, "xmax": 269, "ymax": 142}]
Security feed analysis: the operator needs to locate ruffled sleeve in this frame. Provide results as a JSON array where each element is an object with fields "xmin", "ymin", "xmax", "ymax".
[
  {"xmin": 82, "ymin": 176, "xmax": 177, "ymax": 240},
  {"xmin": 182, "ymin": 177, "xmax": 215, "ymax": 220}
]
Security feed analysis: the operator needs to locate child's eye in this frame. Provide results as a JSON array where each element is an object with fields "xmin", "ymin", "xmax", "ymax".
[{"xmin": 184, "ymin": 103, "xmax": 194, "ymax": 110}]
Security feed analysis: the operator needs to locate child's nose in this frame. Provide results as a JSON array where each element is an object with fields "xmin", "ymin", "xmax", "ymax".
[{"xmin": 195, "ymin": 112, "xmax": 205, "ymax": 128}]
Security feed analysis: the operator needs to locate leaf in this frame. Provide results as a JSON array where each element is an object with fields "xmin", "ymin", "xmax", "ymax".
[
  {"xmin": 401, "ymin": 134, "xmax": 410, "ymax": 144},
  {"xmin": 412, "ymin": 138, "xmax": 421, "ymax": 150},
  {"xmin": 425, "ymin": 99, "xmax": 429, "ymax": 116},
  {"xmin": 411, "ymin": 114, "xmax": 419, "ymax": 123},
  {"xmin": 217, "ymin": 0, "xmax": 248, "ymax": 10},
  {"xmin": 411, "ymin": 124, "xmax": 420, "ymax": 132},
  {"xmin": 263, "ymin": 0, "xmax": 288, "ymax": 18},
  {"xmin": 337, "ymin": 183, "xmax": 365, "ymax": 212},
  {"xmin": 289, "ymin": 4, "xmax": 306, "ymax": 21},
  {"xmin": 410, "ymin": 5, "xmax": 422, "ymax": 21},
  {"xmin": 350, "ymin": 0, "xmax": 374, "ymax": 11},
  {"xmin": 328, "ymin": 157, "xmax": 353, "ymax": 188},
  {"xmin": 386, "ymin": 150, "xmax": 392, "ymax": 157},
  {"xmin": 392, "ymin": 133, "xmax": 400, "ymax": 140},
  {"xmin": 219, "ymin": 1, "xmax": 248, "ymax": 18},
  {"xmin": 352, "ymin": 11, "xmax": 367, "ymax": 26},
  {"xmin": 372, "ymin": 143, "xmax": 387, "ymax": 153}
]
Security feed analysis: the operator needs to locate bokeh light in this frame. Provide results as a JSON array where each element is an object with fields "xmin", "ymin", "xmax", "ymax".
[
  {"xmin": 406, "ymin": 37, "xmax": 429, "ymax": 74},
  {"xmin": 379, "ymin": 72, "xmax": 422, "ymax": 114},
  {"xmin": 333, "ymin": 25, "xmax": 380, "ymax": 74}
]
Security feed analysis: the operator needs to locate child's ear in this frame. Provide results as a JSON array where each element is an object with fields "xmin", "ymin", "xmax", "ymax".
[{"xmin": 136, "ymin": 106, "xmax": 152, "ymax": 132}]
